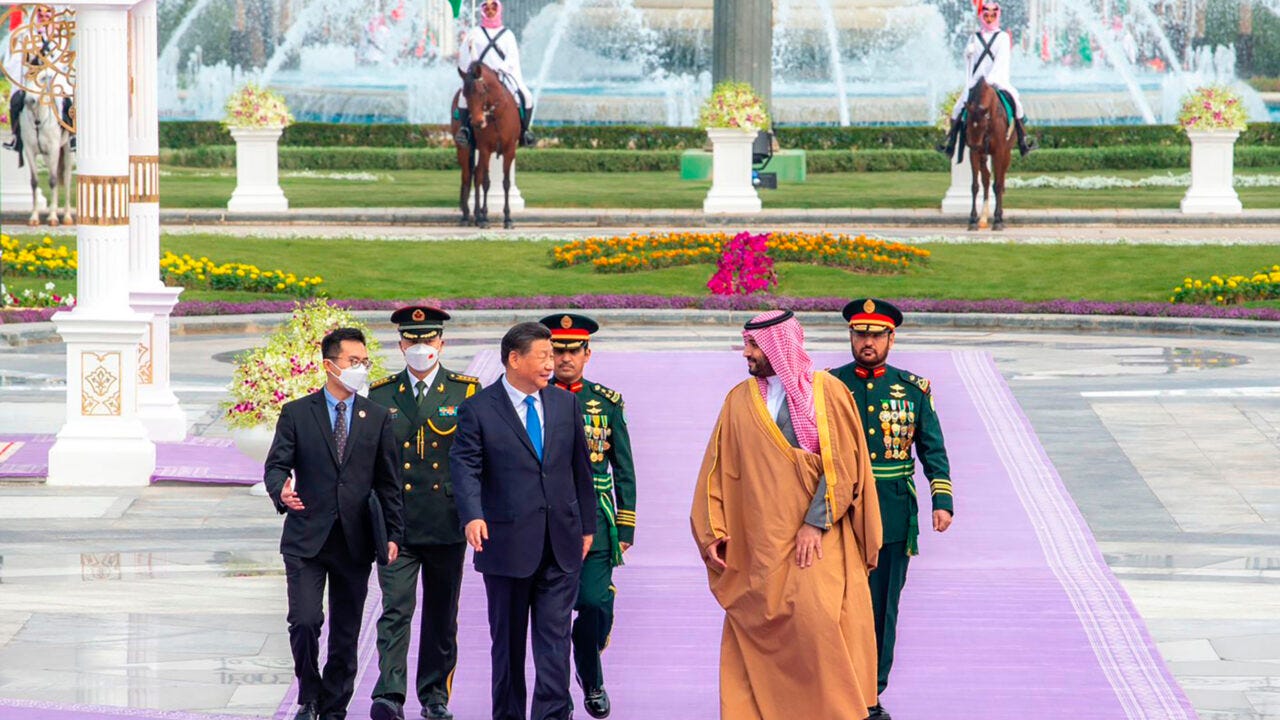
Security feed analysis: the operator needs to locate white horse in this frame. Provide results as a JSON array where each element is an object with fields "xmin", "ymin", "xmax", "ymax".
[{"xmin": 17, "ymin": 70, "xmax": 74, "ymax": 227}]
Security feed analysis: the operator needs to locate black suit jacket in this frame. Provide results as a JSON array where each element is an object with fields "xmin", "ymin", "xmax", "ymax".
[
  {"xmin": 450, "ymin": 379, "xmax": 596, "ymax": 577},
  {"xmin": 264, "ymin": 390, "xmax": 405, "ymax": 561}
]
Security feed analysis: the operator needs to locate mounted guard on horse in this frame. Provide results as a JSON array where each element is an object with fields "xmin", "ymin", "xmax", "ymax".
[
  {"xmin": 939, "ymin": 0, "xmax": 1034, "ymax": 160},
  {"xmin": 453, "ymin": 0, "xmax": 535, "ymax": 148}
]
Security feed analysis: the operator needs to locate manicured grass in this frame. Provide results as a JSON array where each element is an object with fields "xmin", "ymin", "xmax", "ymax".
[
  {"xmin": 156, "ymin": 167, "xmax": 1280, "ymax": 211},
  {"xmin": 4, "ymin": 235, "xmax": 1276, "ymax": 310}
]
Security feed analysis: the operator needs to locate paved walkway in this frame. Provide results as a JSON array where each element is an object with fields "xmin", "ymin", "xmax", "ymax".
[{"xmin": 0, "ymin": 319, "xmax": 1278, "ymax": 719}]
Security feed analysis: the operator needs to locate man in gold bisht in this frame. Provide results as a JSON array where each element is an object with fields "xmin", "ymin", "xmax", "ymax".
[{"xmin": 691, "ymin": 309, "xmax": 883, "ymax": 720}]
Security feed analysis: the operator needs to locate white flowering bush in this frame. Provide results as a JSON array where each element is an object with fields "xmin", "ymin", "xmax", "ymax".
[
  {"xmin": 2, "ymin": 281, "xmax": 74, "ymax": 308},
  {"xmin": 222, "ymin": 83, "xmax": 295, "ymax": 130},
  {"xmin": 698, "ymin": 81, "xmax": 770, "ymax": 132},
  {"xmin": 223, "ymin": 299, "xmax": 385, "ymax": 429},
  {"xmin": 1005, "ymin": 173, "xmax": 1280, "ymax": 190},
  {"xmin": 1177, "ymin": 85, "xmax": 1247, "ymax": 133}
]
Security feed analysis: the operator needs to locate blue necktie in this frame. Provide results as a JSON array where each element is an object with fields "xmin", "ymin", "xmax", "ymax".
[{"xmin": 523, "ymin": 395, "xmax": 543, "ymax": 461}]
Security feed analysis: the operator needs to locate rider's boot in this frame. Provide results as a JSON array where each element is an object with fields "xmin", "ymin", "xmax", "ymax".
[
  {"xmin": 520, "ymin": 104, "xmax": 536, "ymax": 147},
  {"xmin": 1015, "ymin": 116, "xmax": 1036, "ymax": 157},
  {"xmin": 936, "ymin": 116, "xmax": 962, "ymax": 158},
  {"xmin": 454, "ymin": 112, "xmax": 473, "ymax": 148}
]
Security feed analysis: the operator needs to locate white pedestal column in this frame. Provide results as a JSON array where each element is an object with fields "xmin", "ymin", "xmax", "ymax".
[
  {"xmin": 48, "ymin": 5, "xmax": 156, "ymax": 487},
  {"xmin": 228, "ymin": 127, "xmax": 288, "ymax": 213},
  {"xmin": 128, "ymin": 0, "xmax": 186, "ymax": 442},
  {"xmin": 1, "ymin": 133, "xmax": 46, "ymax": 213},
  {"xmin": 1181, "ymin": 130, "xmax": 1242, "ymax": 214},
  {"xmin": 703, "ymin": 127, "xmax": 761, "ymax": 214},
  {"xmin": 941, "ymin": 146, "xmax": 987, "ymax": 214},
  {"xmin": 487, "ymin": 153, "xmax": 525, "ymax": 211}
]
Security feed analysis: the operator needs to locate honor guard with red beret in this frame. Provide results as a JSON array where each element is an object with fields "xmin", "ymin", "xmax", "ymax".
[
  {"xmin": 368, "ymin": 306, "xmax": 480, "ymax": 720},
  {"xmin": 538, "ymin": 313, "xmax": 637, "ymax": 720},
  {"xmin": 830, "ymin": 298, "xmax": 954, "ymax": 720}
]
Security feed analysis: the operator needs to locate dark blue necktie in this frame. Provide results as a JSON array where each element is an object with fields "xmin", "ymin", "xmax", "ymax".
[{"xmin": 524, "ymin": 395, "xmax": 543, "ymax": 461}]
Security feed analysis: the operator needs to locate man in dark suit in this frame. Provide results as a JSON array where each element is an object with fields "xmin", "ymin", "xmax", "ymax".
[
  {"xmin": 451, "ymin": 321, "xmax": 596, "ymax": 720},
  {"xmin": 265, "ymin": 327, "xmax": 405, "ymax": 720}
]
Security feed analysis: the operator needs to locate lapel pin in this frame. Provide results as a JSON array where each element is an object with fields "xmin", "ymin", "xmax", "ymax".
[{"xmin": 358, "ymin": 410, "xmax": 367, "ymax": 418}]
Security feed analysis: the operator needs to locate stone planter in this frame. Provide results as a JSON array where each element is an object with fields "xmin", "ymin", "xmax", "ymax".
[
  {"xmin": 941, "ymin": 145, "xmax": 989, "ymax": 214},
  {"xmin": 487, "ymin": 153, "xmax": 525, "ymax": 211},
  {"xmin": 1181, "ymin": 130, "xmax": 1242, "ymax": 215},
  {"xmin": 703, "ymin": 127, "xmax": 761, "ymax": 214},
  {"xmin": 0, "ymin": 131, "xmax": 46, "ymax": 214},
  {"xmin": 227, "ymin": 126, "xmax": 289, "ymax": 213},
  {"xmin": 230, "ymin": 425, "xmax": 275, "ymax": 496}
]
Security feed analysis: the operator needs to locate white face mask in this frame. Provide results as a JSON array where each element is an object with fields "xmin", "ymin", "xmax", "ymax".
[
  {"xmin": 404, "ymin": 343, "xmax": 440, "ymax": 373},
  {"xmin": 328, "ymin": 360, "xmax": 369, "ymax": 393}
]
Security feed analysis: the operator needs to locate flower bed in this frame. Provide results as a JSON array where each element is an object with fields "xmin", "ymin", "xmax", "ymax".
[
  {"xmin": 2, "ymin": 281, "xmax": 74, "ymax": 309},
  {"xmin": 3, "ymin": 295, "xmax": 1278, "ymax": 326},
  {"xmin": 1171, "ymin": 265, "xmax": 1280, "ymax": 305},
  {"xmin": 551, "ymin": 231, "xmax": 930, "ymax": 274},
  {"xmin": 1, "ymin": 234, "xmax": 323, "ymax": 296}
]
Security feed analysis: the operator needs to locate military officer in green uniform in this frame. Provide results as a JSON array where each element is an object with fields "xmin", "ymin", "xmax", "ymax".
[
  {"xmin": 830, "ymin": 298, "xmax": 954, "ymax": 720},
  {"xmin": 538, "ymin": 313, "xmax": 636, "ymax": 720},
  {"xmin": 368, "ymin": 306, "xmax": 480, "ymax": 720}
]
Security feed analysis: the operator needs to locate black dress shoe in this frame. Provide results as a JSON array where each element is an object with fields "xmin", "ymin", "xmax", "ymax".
[
  {"xmin": 867, "ymin": 704, "xmax": 892, "ymax": 720},
  {"xmin": 294, "ymin": 703, "xmax": 318, "ymax": 720},
  {"xmin": 421, "ymin": 701, "xmax": 453, "ymax": 719},
  {"xmin": 583, "ymin": 687, "xmax": 610, "ymax": 718},
  {"xmin": 370, "ymin": 697, "xmax": 405, "ymax": 720}
]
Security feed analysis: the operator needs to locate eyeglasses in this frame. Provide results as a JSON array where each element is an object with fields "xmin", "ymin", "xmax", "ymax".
[{"xmin": 327, "ymin": 356, "xmax": 373, "ymax": 369}]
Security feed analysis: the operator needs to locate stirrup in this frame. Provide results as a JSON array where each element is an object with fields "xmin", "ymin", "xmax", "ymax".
[
  {"xmin": 521, "ymin": 130, "xmax": 536, "ymax": 147},
  {"xmin": 455, "ymin": 127, "xmax": 472, "ymax": 147}
]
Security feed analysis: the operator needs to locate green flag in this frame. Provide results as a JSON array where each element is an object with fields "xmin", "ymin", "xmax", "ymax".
[{"xmin": 449, "ymin": 0, "xmax": 462, "ymax": 18}]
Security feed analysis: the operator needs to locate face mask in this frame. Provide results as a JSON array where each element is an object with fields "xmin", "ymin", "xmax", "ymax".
[
  {"xmin": 404, "ymin": 344, "xmax": 440, "ymax": 373},
  {"xmin": 328, "ymin": 359, "xmax": 369, "ymax": 393}
]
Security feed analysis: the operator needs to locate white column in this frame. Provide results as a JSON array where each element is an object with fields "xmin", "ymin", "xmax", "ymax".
[
  {"xmin": 48, "ymin": 4, "xmax": 156, "ymax": 487},
  {"xmin": 128, "ymin": 0, "xmax": 186, "ymax": 441},
  {"xmin": 487, "ymin": 153, "xmax": 525, "ymax": 211}
]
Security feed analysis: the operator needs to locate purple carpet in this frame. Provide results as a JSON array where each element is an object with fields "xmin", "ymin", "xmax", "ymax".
[
  {"xmin": 1, "ymin": 350, "xmax": 1195, "ymax": 720},
  {"xmin": 0, "ymin": 435, "xmax": 260, "ymax": 484},
  {"xmin": 277, "ymin": 350, "xmax": 1195, "ymax": 720}
]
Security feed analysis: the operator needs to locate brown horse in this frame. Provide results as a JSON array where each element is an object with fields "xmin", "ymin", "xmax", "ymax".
[
  {"xmin": 964, "ymin": 77, "xmax": 1013, "ymax": 231},
  {"xmin": 452, "ymin": 61, "xmax": 520, "ymax": 229}
]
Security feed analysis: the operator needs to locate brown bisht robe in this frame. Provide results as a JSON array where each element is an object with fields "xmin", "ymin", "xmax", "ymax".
[{"xmin": 691, "ymin": 371, "xmax": 883, "ymax": 720}]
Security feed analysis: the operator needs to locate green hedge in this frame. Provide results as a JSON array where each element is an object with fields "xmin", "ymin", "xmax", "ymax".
[
  {"xmin": 161, "ymin": 146, "xmax": 684, "ymax": 172},
  {"xmin": 161, "ymin": 145, "xmax": 1280, "ymax": 173},
  {"xmin": 160, "ymin": 121, "xmax": 1280, "ymax": 151}
]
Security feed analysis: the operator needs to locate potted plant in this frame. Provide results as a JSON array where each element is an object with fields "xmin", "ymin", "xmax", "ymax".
[
  {"xmin": 224, "ymin": 299, "xmax": 385, "ymax": 492},
  {"xmin": 1178, "ymin": 85, "xmax": 1246, "ymax": 214},
  {"xmin": 224, "ymin": 83, "xmax": 294, "ymax": 213},
  {"xmin": 698, "ymin": 81, "xmax": 769, "ymax": 214}
]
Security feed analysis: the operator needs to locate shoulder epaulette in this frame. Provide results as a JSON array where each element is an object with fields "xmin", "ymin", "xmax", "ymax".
[
  {"xmin": 369, "ymin": 374, "xmax": 396, "ymax": 390},
  {"xmin": 900, "ymin": 370, "xmax": 931, "ymax": 394},
  {"xmin": 591, "ymin": 383, "xmax": 623, "ymax": 406},
  {"xmin": 448, "ymin": 372, "xmax": 480, "ymax": 385}
]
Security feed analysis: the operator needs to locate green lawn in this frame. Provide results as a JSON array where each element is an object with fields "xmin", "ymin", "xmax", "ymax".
[
  {"xmin": 154, "ymin": 167, "xmax": 1280, "ymax": 210},
  {"xmin": 4, "ymin": 235, "xmax": 1276, "ymax": 309}
]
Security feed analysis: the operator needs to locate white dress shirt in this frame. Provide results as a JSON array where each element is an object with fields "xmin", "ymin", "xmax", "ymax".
[
  {"xmin": 765, "ymin": 375, "xmax": 786, "ymax": 421},
  {"xmin": 409, "ymin": 364, "xmax": 442, "ymax": 399},
  {"xmin": 501, "ymin": 373, "xmax": 545, "ymax": 446}
]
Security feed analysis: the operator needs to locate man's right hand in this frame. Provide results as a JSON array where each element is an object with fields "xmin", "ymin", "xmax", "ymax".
[
  {"xmin": 280, "ymin": 477, "xmax": 305, "ymax": 511},
  {"xmin": 702, "ymin": 536, "xmax": 729, "ymax": 572},
  {"xmin": 465, "ymin": 519, "xmax": 488, "ymax": 552}
]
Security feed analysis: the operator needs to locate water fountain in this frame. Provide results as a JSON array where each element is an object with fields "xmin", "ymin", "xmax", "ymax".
[{"xmin": 155, "ymin": 0, "xmax": 1274, "ymax": 127}]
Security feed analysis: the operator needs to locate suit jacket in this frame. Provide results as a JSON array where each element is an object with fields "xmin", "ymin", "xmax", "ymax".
[
  {"xmin": 450, "ymin": 379, "xmax": 596, "ymax": 577},
  {"xmin": 264, "ymin": 390, "xmax": 405, "ymax": 561}
]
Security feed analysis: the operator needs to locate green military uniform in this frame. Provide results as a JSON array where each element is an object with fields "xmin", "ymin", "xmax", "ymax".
[
  {"xmin": 831, "ymin": 298, "xmax": 953, "ymax": 703},
  {"xmin": 540, "ymin": 313, "xmax": 637, "ymax": 714},
  {"xmin": 368, "ymin": 307, "xmax": 480, "ymax": 720}
]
